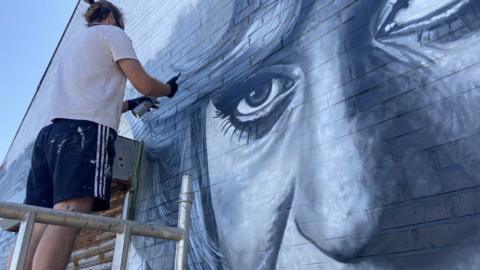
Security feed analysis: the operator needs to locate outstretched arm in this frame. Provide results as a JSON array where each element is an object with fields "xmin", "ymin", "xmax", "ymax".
[{"xmin": 117, "ymin": 59, "xmax": 171, "ymax": 97}]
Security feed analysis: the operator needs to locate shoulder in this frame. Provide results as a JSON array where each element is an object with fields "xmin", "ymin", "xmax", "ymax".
[
  {"xmin": 98, "ymin": 25, "xmax": 130, "ymax": 39},
  {"xmin": 99, "ymin": 25, "xmax": 125, "ymax": 33}
]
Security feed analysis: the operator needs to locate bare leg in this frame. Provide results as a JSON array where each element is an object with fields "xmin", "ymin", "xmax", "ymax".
[
  {"xmin": 32, "ymin": 198, "xmax": 94, "ymax": 270},
  {"xmin": 26, "ymin": 223, "xmax": 48, "ymax": 270},
  {"xmin": 7, "ymin": 222, "xmax": 48, "ymax": 270}
]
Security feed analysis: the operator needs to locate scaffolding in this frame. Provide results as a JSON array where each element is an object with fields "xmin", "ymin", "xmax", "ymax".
[{"xmin": 0, "ymin": 174, "xmax": 193, "ymax": 270}]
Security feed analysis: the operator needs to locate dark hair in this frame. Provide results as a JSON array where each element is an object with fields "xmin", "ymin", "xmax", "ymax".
[{"xmin": 83, "ymin": 0, "xmax": 124, "ymax": 29}]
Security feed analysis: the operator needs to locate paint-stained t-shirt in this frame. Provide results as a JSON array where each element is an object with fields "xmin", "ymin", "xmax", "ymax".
[{"xmin": 49, "ymin": 25, "xmax": 138, "ymax": 132}]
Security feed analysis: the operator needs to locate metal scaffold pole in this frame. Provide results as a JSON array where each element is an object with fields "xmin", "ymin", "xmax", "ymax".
[{"xmin": 174, "ymin": 174, "xmax": 194, "ymax": 270}]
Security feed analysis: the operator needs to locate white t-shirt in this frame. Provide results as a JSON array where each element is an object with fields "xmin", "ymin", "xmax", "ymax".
[{"xmin": 49, "ymin": 25, "xmax": 138, "ymax": 132}]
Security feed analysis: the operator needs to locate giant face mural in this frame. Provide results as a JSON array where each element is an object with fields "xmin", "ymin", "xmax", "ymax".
[{"xmin": 127, "ymin": 0, "xmax": 480, "ymax": 269}]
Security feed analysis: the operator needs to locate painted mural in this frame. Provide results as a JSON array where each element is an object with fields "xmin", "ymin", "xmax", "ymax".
[
  {"xmin": 2, "ymin": 0, "xmax": 480, "ymax": 269},
  {"xmin": 125, "ymin": 0, "xmax": 480, "ymax": 269}
]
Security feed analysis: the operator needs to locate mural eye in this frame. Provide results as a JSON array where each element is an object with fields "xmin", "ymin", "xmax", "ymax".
[
  {"xmin": 377, "ymin": 0, "xmax": 475, "ymax": 42},
  {"xmin": 245, "ymin": 85, "xmax": 271, "ymax": 107},
  {"xmin": 236, "ymin": 78, "xmax": 293, "ymax": 116},
  {"xmin": 213, "ymin": 65, "xmax": 301, "ymax": 142}
]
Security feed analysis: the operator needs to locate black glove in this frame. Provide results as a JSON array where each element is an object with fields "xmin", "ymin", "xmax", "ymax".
[
  {"xmin": 126, "ymin": 96, "xmax": 159, "ymax": 111},
  {"xmin": 166, "ymin": 73, "xmax": 181, "ymax": 98}
]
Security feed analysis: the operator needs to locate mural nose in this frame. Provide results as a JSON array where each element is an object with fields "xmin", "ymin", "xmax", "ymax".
[{"xmin": 293, "ymin": 127, "xmax": 380, "ymax": 260}]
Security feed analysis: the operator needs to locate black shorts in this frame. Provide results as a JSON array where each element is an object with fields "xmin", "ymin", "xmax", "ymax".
[{"xmin": 25, "ymin": 118, "xmax": 117, "ymax": 212}]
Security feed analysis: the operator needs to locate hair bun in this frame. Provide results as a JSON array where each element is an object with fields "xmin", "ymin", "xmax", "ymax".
[{"xmin": 84, "ymin": 0, "xmax": 95, "ymax": 5}]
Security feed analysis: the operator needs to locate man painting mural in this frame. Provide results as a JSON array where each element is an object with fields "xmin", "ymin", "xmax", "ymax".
[
  {"xmin": 14, "ymin": 1, "xmax": 180, "ymax": 269},
  {"xmin": 126, "ymin": 0, "xmax": 480, "ymax": 269}
]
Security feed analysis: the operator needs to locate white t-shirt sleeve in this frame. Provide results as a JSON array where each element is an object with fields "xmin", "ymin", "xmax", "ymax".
[{"xmin": 103, "ymin": 27, "xmax": 138, "ymax": 62}]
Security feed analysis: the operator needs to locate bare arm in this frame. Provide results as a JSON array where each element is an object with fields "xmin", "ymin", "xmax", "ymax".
[{"xmin": 117, "ymin": 59, "xmax": 171, "ymax": 97}]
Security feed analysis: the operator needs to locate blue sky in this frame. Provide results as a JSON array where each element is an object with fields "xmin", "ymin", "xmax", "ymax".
[{"xmin": 0, "ymin": 0, "xmax": 78, "ymax": 163}]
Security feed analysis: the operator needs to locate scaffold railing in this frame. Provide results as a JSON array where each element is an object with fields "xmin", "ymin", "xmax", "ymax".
[{"xmin": 0, "ymin": 174, "xmax": 194, "ymax": 270}]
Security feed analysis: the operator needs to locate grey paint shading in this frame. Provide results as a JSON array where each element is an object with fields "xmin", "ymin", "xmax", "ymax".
[{"xmin": 126, "ymin": 0, "xmax": 480, "ymax": 269}]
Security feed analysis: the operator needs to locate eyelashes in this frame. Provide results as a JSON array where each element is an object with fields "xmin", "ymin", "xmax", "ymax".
[
  {"xmin": 377, "ymin": 0, "xmax": 477, "ymax": 44},
  {"xmin": 213, "ymin": 65, "xmax": 300, "ymax": 143}
]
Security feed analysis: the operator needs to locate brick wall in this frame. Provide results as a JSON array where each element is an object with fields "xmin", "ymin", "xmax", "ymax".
[
  {"xmin": 3, "ymin": 1, "xmax": 480, "ymax": 270},
  {"xmin": 118, "ymin": 0, "xmax": 480, "ymax": 269}
]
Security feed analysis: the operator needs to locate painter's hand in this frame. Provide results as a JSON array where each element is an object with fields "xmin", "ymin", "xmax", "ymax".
[
  {"xmin": 166, "ymin": 73, "xmax": 181, "ymax": 98},
  {"xmin": 126, "ymin": 96, "xmax": 159, "ymax": 111}
]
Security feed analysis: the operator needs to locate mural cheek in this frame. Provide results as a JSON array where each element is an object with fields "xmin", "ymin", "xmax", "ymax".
[
  {"xmin": 372, "ymin": 42, "xmax": 480, "ymax": 154},
  {"xmin": 205, "ymin": 100, "xmax": 299, "ymax": 267}
]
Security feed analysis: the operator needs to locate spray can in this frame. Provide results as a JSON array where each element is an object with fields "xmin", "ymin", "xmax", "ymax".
[{"xmin": 132, "ymin": 100, "xmax": 156, "ymax": 118}]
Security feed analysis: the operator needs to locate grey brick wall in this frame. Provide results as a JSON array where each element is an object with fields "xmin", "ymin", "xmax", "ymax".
[
  {"xmin": 2, "ymin": 1, "xmax": 480, "ymax": 270},
  {"xmin": 118, "ymin": 1, "xmax": 480, "ymax": 269}
]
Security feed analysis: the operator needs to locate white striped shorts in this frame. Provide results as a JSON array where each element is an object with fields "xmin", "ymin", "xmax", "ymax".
[{"xmin": 25, "ymin": 118, "xmax": 117, "ymax": 211}]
